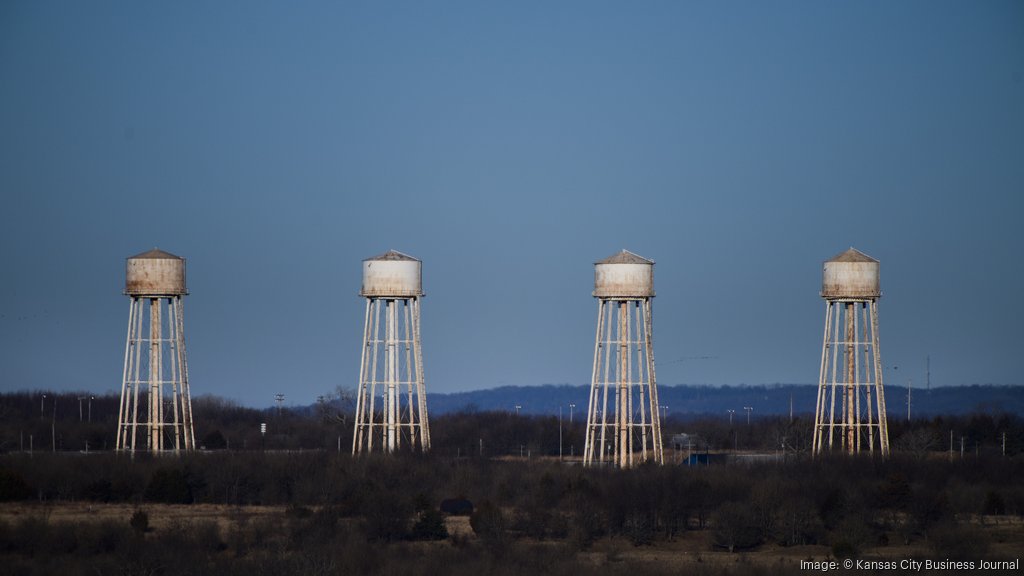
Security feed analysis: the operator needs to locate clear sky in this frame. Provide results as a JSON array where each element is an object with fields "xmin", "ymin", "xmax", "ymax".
[{"xmin": 1, "ymin": 2, "xmax": 1022, "ymax": 407}]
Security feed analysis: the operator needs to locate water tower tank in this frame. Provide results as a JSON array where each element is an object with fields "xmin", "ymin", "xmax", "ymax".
[
  {"xmin": 125, "ymin": 248, "xmax": 186, "ymax": 296},
  {"xmin": 594, "ymin": 250, "xmax": 655, "ymax": 298},
  {"xmin": 361, "ymin": 250, "xmax": 422, "ymax": 297},
  {"xmin": 821, "ymin": 248, "xmax": 880, "ymax": 300}
]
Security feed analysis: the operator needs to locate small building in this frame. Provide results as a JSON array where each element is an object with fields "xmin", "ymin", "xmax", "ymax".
[
  {"xmin": 670, "ymin": 433, "xmax": 707, "ymax": 452},
  {"xmin": 440, "ymin": 498, "xmax": 474, "ymax": 516}
]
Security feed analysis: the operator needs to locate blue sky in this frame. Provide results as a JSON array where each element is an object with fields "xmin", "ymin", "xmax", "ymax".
[{"xmin": 1, "ymin": 2, "xmax": 1022, "ymax": 407}]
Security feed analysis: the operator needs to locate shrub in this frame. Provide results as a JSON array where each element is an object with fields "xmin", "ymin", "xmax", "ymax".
[
  {"xmin": 624, "ymin": 511, "xmax": 655, "ymax": 546},
  {"xmin": 470, "ymin": 500, "xmax": 507, "ymax": 545},
  {"xmin": 130, "ymin": 509, "xmax": 149, "ymax": 534},
  {"xmin": 909, "ymin": 487, "xmax": 950, "ymax": 534},
  {"xmin": 145, "ymin": 468, "xmax": 192, "ymax": 504},
  {"xmin": 983, "ymin": 490, "xmax": 1006, "ymax": 516},
  {"xmin": 929, "ymin": 520, "xmax": 990, "ymax": 559},
  {"xmin": 831, "ymin": 539, "xmax": 857, "ymax": 560},
  {"xmin": 713, "ymin": 501, "xmax": 762, "ymax": 552},
  {"xmin": 568, "ymin": 505, "xmax": 604, "ymax": 550},
  {"xmin": 202, "ymin": 430, "xmax": 228, "ymax": 450},
  {"xmin": 829, "ymin": 515, "xmax": 873, "ymax": 559},
  {"xmin": 191, "ymin": 520, "xmax": 227, "ymax": 552},
  {"xmin": 361, "ymin": 489, "xmax": 412, "ymax": 542},
  {"xmin": 411, "ymin": 509, "xmax": 449, "ymax": 541},
  {"xmin": 79, "ymin": 519, "xmax": 132, "ymax": 554},
  {"xmin": 0, "ymin": 467, "xmax": 32, "ymax": 501}
]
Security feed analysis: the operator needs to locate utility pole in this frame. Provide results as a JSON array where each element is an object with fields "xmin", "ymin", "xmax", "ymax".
[
  {"xmin": 569, "ymin": 403, "xmax": 575, "ymax": 424},
  {"xmin": 727, "ymin": 409, "xmax": 735, "ymax": 426},
  {"xmin": 926, "ymin": 355, "xmax": 931, "ymax": 393},
  {"xmin": 559, "ymin": 405, "xmax": 563, "ymax": 460},
  {"xmin": 744, "ymin": 406, "xmax": 753, "ymax": 426},
  {"xmin": 907, "ymin": 379, "xmax": 912, "ymax": 422},
  {"xmin": 275, "ymin": 394, "xmax": 284, "ymax": 416}
]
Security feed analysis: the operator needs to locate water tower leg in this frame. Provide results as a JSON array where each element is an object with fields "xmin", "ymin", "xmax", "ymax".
[
  {"xmin": 117, "ymin": 299, "xmax": 136, "ymax": 451},
  {"xmin": 352, "ymin": 299, "xmax": 372, "ymax": 454},
  {"xmin": 130, "ymin": 299, "xmax": 143, "ymax": 453},
  {"xmin": 861, "ymin": 303, "xmax": 874, "ymax": 453},
  {"xmin": 813, "ymin": 301, "xmax": 831, "ymax": 455},
  {"xmin": 386, "ymin": 299, "xmax": 398, "ymax": 453},
  {"xmin": 618, "ymin": 301, "xmax": 629, "ymax": 468},
  {"xmin": 175, "ymin": 297, "xmax": 195, "ymax": 450},
  {"xmin": 584, "ymin": 300, "xmax": 604, "ymax": 465},
  {"xmin": 871, "ymin": 301, "xmax": 889, "ymax": 455},
  {"xmin": 827, "ymin": 302, "xmax": 841, "ymax": 452},
  {"xmin": 366, "ymin": 299, "xmax": 382, "ymax": 453},
  {"xmin": 854, "ymin": 303, "xmax": 862, "ymax": 453},
  {"xmin": 637, "ymin": 302, "xmax": 648, "ymax": 463},
  {"xmin": 403, "ymin": 300, "xmax": 415, "ymax": 450},
  {"xmin": 845, "ymin": 302, "xmax": 855, "ymax": 454},
  {"xmin": 169, "ymin": 298, "xmax": 181, "ymax": 452},
  {"xmin": 149, "ymin": 298, "xmax": 162, "ymax": 451},
  {"xmin": 599, "ymin": 302, "xmax": 612, "ymax": 464},
  {"xmin": 643, "ymin": 299, "xmax": 663, "ymax": 464},
  {"xmin": 412, "ymin": 298, "xmax": 430, "ymax": 450}
]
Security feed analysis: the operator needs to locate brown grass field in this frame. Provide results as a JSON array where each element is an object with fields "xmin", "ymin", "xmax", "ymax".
[{"xmin": 2, "ymin": 502, "xmax": 1022, "ymax": 573}]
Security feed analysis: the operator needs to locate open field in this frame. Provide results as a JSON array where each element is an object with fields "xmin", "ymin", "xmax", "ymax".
[
  {"xmin": 2, "ymin": 402, "xmax": 1023, "ymax": 574},
  {"xmin": 1, "ymin": 495, "xmax": 1022, "ymax": 574}
]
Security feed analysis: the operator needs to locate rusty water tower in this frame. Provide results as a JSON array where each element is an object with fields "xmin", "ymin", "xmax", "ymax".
[
  {"xmin": 583, "ymin": 250, "xmax": 664, "ymax": 467},
  {"xmin": 116, "ymin": 248, "xmax": 196, "ymax": 453},
  {"xmin": 352, "ymin": 250, "xmax": 431, "ymax": 454},
  {"xmin": 812, "ymin": 248, "xmax": 890, "ymax": 456}
]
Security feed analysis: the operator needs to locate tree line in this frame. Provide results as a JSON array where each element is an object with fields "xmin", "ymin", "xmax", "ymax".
[
  {"xmin": 2, "ymin": 389, "xmax": 1023, "ymax": 575},
  {"xmin": 1, "ymin": 390, "xmax": 1021, "ymax": 458},
  {"xmin": 2, "ymin": 451, "xmax": 1022, "ymax": 575}
]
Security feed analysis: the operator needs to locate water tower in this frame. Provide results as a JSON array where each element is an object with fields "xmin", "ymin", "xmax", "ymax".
[
  {"xmin": 812, "ymin": 248, "xmax": 890, "ymax": 456},
  {"xmin": 116, "ymin": 248, "xmax": 196, "ymax": 453},
  {"xmin": 583, "ymin": 250, "xmax": 664, "ymax": 467},
  {"xmin": 352, "ymin": 250, "xmax": 430, "ymax": 454}
]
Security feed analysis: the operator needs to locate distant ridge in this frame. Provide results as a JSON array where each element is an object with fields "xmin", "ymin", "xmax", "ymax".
[{"xmin": 425, "ymin": 384, "xmax": 1024, "ymax": 418}]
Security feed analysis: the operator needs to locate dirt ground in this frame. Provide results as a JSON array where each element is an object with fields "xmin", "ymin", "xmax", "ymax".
[{"xmin": 2, "ymin": 502, "xmax": 1022, "ymax": 571}]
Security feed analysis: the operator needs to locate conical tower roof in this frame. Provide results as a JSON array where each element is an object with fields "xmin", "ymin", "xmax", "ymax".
[
  {"xmin": 129, "ymin": 248, "xmax": 183, "ymax": 260},
  {"xmin": 826, "ymin": 247, "xmax": 877, "ymax": 264},
  {"xmin": 364, "ymin": 249, "xmax": 420, "ymax": 262},
  {"xmin": 596, "ymin": 249, "xmax": 654, "ymax": 265}
]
